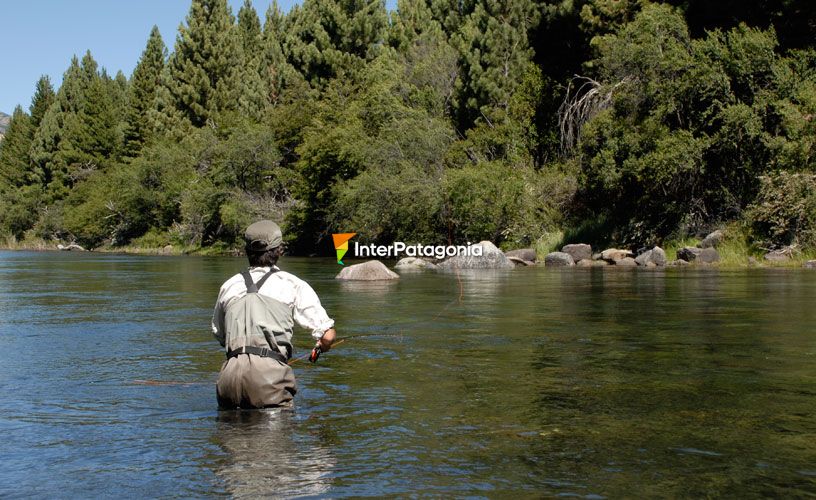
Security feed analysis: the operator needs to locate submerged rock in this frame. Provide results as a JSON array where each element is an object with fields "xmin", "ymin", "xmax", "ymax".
[
  {"xmin": 336, "ymin": 260, "xmax": 400, "ymax": 280},
  {"xmin": 438, "ymin": 241, "xmax": 515, "ymax": 270},
  {"xmin": 615, "ymin": 257, "xmax": 638, "ymax": 267},
  {"xmin": 544, "ymin": 252, "xmax": 575, "ymax": 267},
  {"xmin": 561, "ymin": 244, "xmax": 592, "ymax": 263},
  {"xmin": 507, "ymin": 256, "xmax": 534, "ymax": 266},
  {"xmin": 505, "ymin": 248, "xmax": 537, "ymax": 262},
  {"xmin": 395, "ymin": 257, "xmax": 438, "ymax": 270}
]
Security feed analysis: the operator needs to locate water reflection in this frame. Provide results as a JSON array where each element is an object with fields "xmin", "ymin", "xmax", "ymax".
[{"xmin": 213, "ymin": 409, "xmax": 336, "ymax": 498}]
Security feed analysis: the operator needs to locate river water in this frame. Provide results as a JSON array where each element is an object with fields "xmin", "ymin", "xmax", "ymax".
[{"xmin": 0, "ymin": 251, "xmax": 814, "ymax": 497}]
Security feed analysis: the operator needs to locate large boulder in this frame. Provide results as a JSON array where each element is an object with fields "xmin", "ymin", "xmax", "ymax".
[
  {"xmin": 635, "ymin": 246, "xmax": 668, "ymax": 267},
  {"xmin": 601, "ymin": 248, "xmax": 634, "ymax": 263},
  {"xmin": 677, "ymin": 247, "xmax": 702, "ymax": 262},
  {"xmin": 395, "ymin": 257, "xmax": 438, "ymax": 271},
  {"xmin": 336, "ymin": 260, "xmax": 400, "ymax": 280},
  {"xmin": 505, "ymin": 248, "xmax": 537, "ymax": 262},
  {"xmin": 677, "ymin": 247, "xmax": 720, "ymax": 264},
  {"xmin": 438, "ymin": 241, "xmax": 515, "ymax": 270},
  {"xmin": 615, "ymin": 257, "xmax": 638, "ymax": 267},
  {"xmin": 561, "ymin": 244, "xmax": 592, "ymax": 262},
  {"xmin": 764, "ymin": 248, "xmax": 792, "ymax": 262},
  {"xmin": 699, "ymin": 230, "xmax": 724, "ymax": 249},
  {"xmin": 544, "ymin": 252, "xmax": 575, "ymax": 267}
]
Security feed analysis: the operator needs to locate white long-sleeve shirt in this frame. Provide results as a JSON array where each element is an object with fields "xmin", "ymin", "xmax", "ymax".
[{"xmin": 212, "ymin": 266, "xmax": 335, "ymax": 342}]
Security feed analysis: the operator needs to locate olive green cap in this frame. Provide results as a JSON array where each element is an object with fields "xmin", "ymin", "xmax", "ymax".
[{"xmin": 244, "ymin": 220, "xmax": 283, "ymax": 252}]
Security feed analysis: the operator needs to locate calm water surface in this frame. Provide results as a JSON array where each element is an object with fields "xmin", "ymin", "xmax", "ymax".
[{"xmin": 0, "ymin": 251, "xmax": 814, "ymax": 497}]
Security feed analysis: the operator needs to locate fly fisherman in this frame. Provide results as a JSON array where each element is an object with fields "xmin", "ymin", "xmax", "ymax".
[{"xmin": 212, "ymin": 220, "xmax": 336, "ymax": 409}]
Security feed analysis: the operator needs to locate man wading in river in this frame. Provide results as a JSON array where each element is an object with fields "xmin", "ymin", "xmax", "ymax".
[{"xmin": 212, "ymin": 220, "xmax": 336, "ymax": 409}]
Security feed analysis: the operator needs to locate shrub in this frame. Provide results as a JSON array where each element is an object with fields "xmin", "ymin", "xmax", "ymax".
[{"xmin": 746, "ymin": 171, "xmax": 816, "ymax": 250}]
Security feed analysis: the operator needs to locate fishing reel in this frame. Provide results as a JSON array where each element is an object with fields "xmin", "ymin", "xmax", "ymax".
[{"xmin": 309, "ymin": 345, "xmax": 322, "ymax": 363}]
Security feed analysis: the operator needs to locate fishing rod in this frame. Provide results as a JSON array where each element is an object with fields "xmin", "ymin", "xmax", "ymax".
[{"xmin": 288, "ymin": 331, "xmax": 405, "ymax": 365}]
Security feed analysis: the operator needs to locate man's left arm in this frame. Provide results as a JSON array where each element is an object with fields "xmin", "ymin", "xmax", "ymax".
[{"xmin": 293, "ymin": 281, "xmax": 336, "ymax": 351}]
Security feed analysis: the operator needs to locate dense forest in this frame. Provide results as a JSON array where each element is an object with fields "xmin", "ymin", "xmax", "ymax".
[{"xmin": 0, "ymin": 0, "xmax": 814, "ymax": 255}]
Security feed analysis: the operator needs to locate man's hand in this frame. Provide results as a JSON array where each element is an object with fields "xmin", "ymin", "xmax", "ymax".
[{"xmin": 318, "ymin": 328, "xmax": 336, "ymax": 352}]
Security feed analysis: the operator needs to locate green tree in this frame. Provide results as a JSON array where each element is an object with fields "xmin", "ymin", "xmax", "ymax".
[
  {"xmin": 123, "ymin": 26, "xmax": 166, "ymax": 157},
  {"xmin": 262, "ymin": 1, "xmax": 308, "ymax": 104},
  {"xmin": 235, "ymin": 0, "xmax": 268, "ymax": 119},
  {"xmin": 0, "ymin": 106, "xmax": 34, "ymax": 189},
  {"xmin": 282, "ymin": 0, "xmax": 388, "ymax": 88},
  {"xmin": 159, "ymin": 0, "xmax": 241, "ymax": 128},
  {"xmin": 29, "ymin": 76, "xmax": 55, "ymax": 129},
  {"xmin": 454, "ymin": 0, "xmax": 539, "ymax": 127}
]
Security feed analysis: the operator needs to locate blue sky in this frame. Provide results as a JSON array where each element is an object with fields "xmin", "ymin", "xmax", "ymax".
[{"xmin": 0, "ymin": 1, "xmax": 397, "ymax": 114}]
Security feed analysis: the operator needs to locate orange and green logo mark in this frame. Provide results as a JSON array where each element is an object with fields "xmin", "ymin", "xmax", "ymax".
[{"xmin": 332, "ymin": 233, "xmax": 356, "ymax": 265}]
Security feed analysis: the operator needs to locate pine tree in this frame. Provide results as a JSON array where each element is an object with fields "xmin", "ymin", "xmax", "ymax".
[
  {"xmin": 0, "ymin": 106, "xmax": 34, "ymax": 189},
  {"xmin": 29, "ymin": 76, "xmax": 55, "ymax": 129},
  {"xmin": 430, "ymin": 0, "xmax": 476, "ymax": 36},
  {"xmin": 454, "ymin": 0, "xmax": 539, "ymax": 126},
  {"xmin": 262, "ymin": 1, "xmax": 307, "ymax": 104},
  {"xmin": 30, "ymin": 52, "xmax": 108, "ymax": 199},
  {"xmin": 235, "ymin": 0, "xmax": 268, "ymax": 120},
  {"xmin": 160, "ymin": 0, "xmax": 241, "ymax": 128},
  {"xmin": 283, "ymin": 0, "xmax": 388, "ymax": 87},
  {"xmin": 389, "ymin": 0, "xmax": 438, "ymax": 52},
  {"xmin": 123, "ymin": 26, "xmax": 166, "ymax": 157}
]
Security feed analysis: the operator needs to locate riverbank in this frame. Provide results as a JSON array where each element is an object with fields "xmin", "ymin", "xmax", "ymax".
[
  {"xmin": 3, "ymin": 235, "xmax": 815, "ymax": 269},
  {"xmin": 0, "ymin": 234, "xmax": 237, "ymax": 257}
]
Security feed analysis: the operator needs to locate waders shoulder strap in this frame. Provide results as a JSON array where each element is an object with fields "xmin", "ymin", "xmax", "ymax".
[{"xmin": 241, "ymin": 268, "xmax": 279, "ymax": 294}]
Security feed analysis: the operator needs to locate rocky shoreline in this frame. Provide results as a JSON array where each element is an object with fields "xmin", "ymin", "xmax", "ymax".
[{"xmin": 336, "ymin": 232, "xmax": 816, "ymax": 280}]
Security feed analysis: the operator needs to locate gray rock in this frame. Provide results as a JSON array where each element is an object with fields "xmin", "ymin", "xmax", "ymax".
[
  {"xmin": 395, "ymin": 257, "xmax": 438, "ymax": 270},
  {"xmin": 698, "ymin": 247, "xmax": 720, "ymax": 263},
  {"xmin": 544, "ymin": 252, "xmax": 575, "ymax": 267},
  {"xmin": 507, "ymin": 256, "xmax": 534, "ymax": 266},
  {"xmin": 748, "ymin": 256, "xmax": 759, "ymax": 266},
  {"xmin": 336, "ymin": 260, "xmax": 400, "ymax": 280},
  {"xmin": 635, "ymin": 246, "xmax": 668, "ymax": 267},
  {"xmin": 673, "ymin": 259, "xmax": 690, "ymax": 266},
  {"xmin": 601, "ymin": 248, "xmax": 634, "ymax": 263},
  {"xmin": 592, "ymin": 259, "xmax": 609, "ymax": 267},
  {"xmin": 804, "ymin": 260, "xmax": 816, "ymax": 269},
  {"xmin": 505, "ymin": 248, "xmax": 537, "ymax": 262},
  {"xmin": 161, "ymin": 244, "xmax": 174, "ymax": 254},
  {"xmin": 677, "ymin": 247, "xmax": 702, "ymax": 262},
  {"xmin": 576, "ymin": 258, "xmax": 594, "ymax": 267},
  {"xmin": 561, "ymin": 244, "xmax": 592, "ymax": 262},
  {"xmin": 438, "ymin": 241, "xmax": 515, "ymax": 270},
  {"xmin": 699, "ymin": 230, "xmax": 725, "ymax": 249},
  {"xmin": 615, "ymin": 257, "xmax": 638, "ymax": 267}
]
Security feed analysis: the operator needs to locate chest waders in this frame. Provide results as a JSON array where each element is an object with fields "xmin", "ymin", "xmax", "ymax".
[{"xmin": 216, "ymin": 269, "xmax": 298, "ymax": 409}]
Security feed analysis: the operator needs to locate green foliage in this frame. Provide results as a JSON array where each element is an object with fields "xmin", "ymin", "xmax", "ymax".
[
  {"xmin": 159, "ymin": 0, "xmax": 241, "ymax": 128},
  {"xmin": 123, "ymin": 26, "xmax": 166, "ymax": 157},
  {"xmin": 575, "ymin": 4, "xmax": 816, "ymax": 245},
  {"xmin": 282, "ymin": 0, "xmax": 388, "ymax": 88},
  {"xmin": 2, "ymin": 0, "xmax": 815, "ymax": 256},
  {"xmin": 747, "ymin": 171, "xmax": 816, "ymax": 250},
  {"xmin": 453, "ymin": 0, "xmax": 539, "ymax": 127},
  {"xmin": 0, "ymin": 106, "xmax": 35, "ymax": 190}
]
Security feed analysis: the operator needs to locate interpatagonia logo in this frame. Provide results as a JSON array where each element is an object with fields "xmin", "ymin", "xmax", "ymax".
[{"xmin": 332, "ymin": 233, "xmax": 357, "ymax": 265}]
